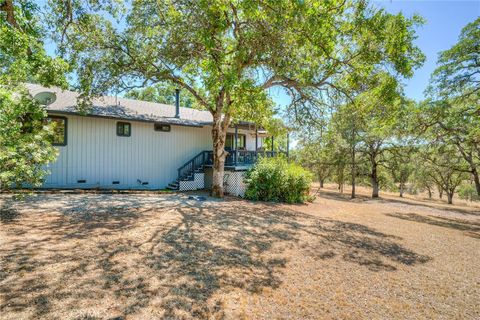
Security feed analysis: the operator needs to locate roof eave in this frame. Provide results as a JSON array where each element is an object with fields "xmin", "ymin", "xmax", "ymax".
[{"xmin": 46, "ymin": 110, "xmax": 206, "ymax": 128}]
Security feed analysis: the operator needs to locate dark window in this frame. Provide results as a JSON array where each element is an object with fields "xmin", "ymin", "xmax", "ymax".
[
  {"xmin": 154, "ymin": 123, "xmax": 171, "ymax": 132},
  {"xmin": 226, "ymin": 133, "xmax": 246, "ymax": 150},
  {"xmin": 47, "ymin": 116, "xmax": 67, "ymax": 146},
  {"xmin": 117, "ymin": 122, "xmax": 131, "ymax": 137}
]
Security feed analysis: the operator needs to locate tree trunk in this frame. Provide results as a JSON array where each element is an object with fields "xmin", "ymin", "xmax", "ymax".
[
  {"xmin": 371, "ymin": 163, "xmax": 379, "ymax": 198},
  {"xmin": 447, "ymin": 192, "xmax": 453, "ymax": 204},
  {"xmin": 438, "ymin": 187, "xmax": 443, "ymax": 199},
  {"xmin": 0, "ymin": 0, "xmax": 18, "ymax": 27},
  {"xmin": 351, "ymin": 147, "xmax": 356, "ymax": 199},
  {"xmin": 457, "ymin": 144, "xmax": 480, "ymax": 196},
  {"xmin": 372, "ymin": 180, "xmax": 379, "ymax": 198},
  {"xmin": 210, "ymin": 112, "xmax": 229, "ymax": 198},
  {"xmin": 399, "ymin": 183, "xmax": 404, "ymax": 198},
  {"xmin": 472, "ymin": 168, "xmax": 480, "ymax": 196},
  {"xmin": 427, "ymin": 187, "xmax": 432, "ymax": 199},
  {"xmin": 351, "ymin": 176, "xmax": 356, "ymax": 199},
  {"xmin": 319, "ymin": 179, "xmax": 324, "ymax": 188},
  {"xmin": 337, "ymin": 166, "xmax": 344, "ymax": 194}
]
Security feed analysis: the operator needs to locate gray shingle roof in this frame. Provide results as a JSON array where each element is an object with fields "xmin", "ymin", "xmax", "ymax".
[{"xmin": 26, "ymin": 83, "xmax": 213, "ymax": 127}]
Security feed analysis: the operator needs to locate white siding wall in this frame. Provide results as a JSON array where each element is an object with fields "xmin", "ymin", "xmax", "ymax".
[{"xmin": 43, "ymin": 115, "xmax": 212, "ymax": 189}]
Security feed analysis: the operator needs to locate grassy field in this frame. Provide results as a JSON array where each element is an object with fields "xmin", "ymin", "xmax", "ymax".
[{"xmin": 1, "ymin": 186, "xmax": 479, "ymax": 319}]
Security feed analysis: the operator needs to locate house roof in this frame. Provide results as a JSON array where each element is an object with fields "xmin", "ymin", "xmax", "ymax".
[{"xmin": 26, "ymin": 83, "xmax": 214, "ymax": 127}]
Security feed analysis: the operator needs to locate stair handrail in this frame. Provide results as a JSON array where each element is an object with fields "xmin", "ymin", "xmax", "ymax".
[{"xmin": 177, "ymin": 150, "xmax": 210, "ymax": 180}]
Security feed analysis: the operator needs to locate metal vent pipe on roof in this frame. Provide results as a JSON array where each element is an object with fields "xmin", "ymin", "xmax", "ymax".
[{"xmin": 175, "ymin": 89, "xmax": 180, "ymax": 118}]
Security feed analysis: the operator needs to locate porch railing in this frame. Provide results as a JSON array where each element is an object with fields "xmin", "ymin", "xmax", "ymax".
[
  {"xmin": 205, "ymin": 150, "xmax": 286, "ymax": 167},
  {"xmin": 177, "ymin": 151, "xmax": 209, "ymax": 181},
  {"xmin": 178, "ymin": 150, "xmax": 286, "ymax": 181}
]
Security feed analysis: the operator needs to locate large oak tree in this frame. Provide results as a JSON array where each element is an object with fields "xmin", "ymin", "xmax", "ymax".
[
  {"xmin": 50, "ymin": 0, "xmax": 424, "ymax": 197},
  {"xmin": 430, "ymin": 17, "xmax": 479, "ymax": 101},
  {"xmin": 424, "ymin": 18, "xmax": 480, "ymax": 196}
]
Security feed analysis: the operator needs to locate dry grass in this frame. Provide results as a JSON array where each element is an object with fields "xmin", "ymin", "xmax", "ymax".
[{"xmin": 0, "ymin": 187, "xmax": 479, "ymax": 319}]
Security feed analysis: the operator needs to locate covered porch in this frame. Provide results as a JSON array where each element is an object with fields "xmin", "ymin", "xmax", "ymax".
[
  {"xmin": 204, "ymin": 150, "xmax": 286, "ymax": 170},
  {"xmin": 174, "ymin": 121, "xmax": 290, "ymax": 193},
  {"xmin": 210, "ymin": 121, "xmax": 290, "ymax": 169}
]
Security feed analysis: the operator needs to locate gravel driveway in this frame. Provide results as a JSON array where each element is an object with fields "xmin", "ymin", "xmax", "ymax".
[{"xmin": 0, "ymin": 188, "xmax": 479, "ymax": 319}]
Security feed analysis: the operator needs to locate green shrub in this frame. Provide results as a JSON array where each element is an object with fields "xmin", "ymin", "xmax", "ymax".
[
  {"xmin": 458, "ymin": 183, "xmax": 479, "ymax": 201},
  {"xmin": 244, "ymin": 156, "xmax": 312, "ymax": 203}
]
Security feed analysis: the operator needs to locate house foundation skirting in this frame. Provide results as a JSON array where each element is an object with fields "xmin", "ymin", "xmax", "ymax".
[
  {"xmin": 223, "ymin": 171, "xmax": 247, "ymax": 197},
  {"xmin": 179, "ymin": 172, "xmax": 205, "ymax": 191},
  {"xmin": 184, "ymin": 168, "xmax": 247, "ymax": 197}
]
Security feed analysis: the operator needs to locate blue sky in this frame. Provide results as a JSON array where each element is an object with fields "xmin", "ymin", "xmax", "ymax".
[{"xmin": 375, "ymin": 0, "xmax": 480, "ymax": 101}]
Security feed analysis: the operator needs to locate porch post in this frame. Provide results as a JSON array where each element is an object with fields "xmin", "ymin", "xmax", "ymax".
[
  {"xmin": 234, "ymin": 125, "xmax": 238, "ymax": 150},
  {"xmin": 255, "ymin": 126, "xmax": 258, "ymax": 151},
  {"xmin": 234, "ymin": 125, "xmax": 238, "ymax": 165},
  {"xmin": 286, "ymin": 132, "xmax": 289, "ymax": 158}
]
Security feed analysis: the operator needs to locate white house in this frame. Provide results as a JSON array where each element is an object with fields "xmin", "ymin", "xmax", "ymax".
[{"xmin": 28, "ymin": 84, "xmax": 285, "ymax": 195}]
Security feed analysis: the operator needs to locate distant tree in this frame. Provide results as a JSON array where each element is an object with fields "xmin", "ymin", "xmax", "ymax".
[
  {"xmin": 355, "ymin": 72, "xmax": 407, "ymax": 198},
  {"xmin": 297, "ymin": 73, "xmax": 415, "ymax": 199},
  {"xmin": 329, "ymin": 102, "xmax": 363, "ymax": 198},
  {"xmin": 385, "ymin": 146, "xmax": 416, "ymax": 197},
  {"xmin": 0, "ymin": 0, "xmax": 67, "ymax": 190},
  {"xmin": 423, "ymin": 18, "xmax": 480, "ymax": 197},
  {"xmin": 421, "ymin": 145, "xmax": 468, "ymax": 204},
  {"xmin": 296, "ymin": 131, "xmax": 332, "ymax": 189},
  {"xmin": 417, "ymin": 97, "xmax": 480, "ymax": 196},
  {"xmin": 458, "ymin": 182, "xmax": 480, "ymax": 202},
  {"xmin": 412, "ymin": 164, "xmax": 435, "ymax": 199},
  {"xmin": 405, "ymin": 146, "xmax": 436, "ymax": 199},
  {"xmin": 262, "ymin": 118, "xmax": 289, "ymax": 153},
  {"xmin": 324, "ymin": 130, "xmax": 351, "ymax": 194}
]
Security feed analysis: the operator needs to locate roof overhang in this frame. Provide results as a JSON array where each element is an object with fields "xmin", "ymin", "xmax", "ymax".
[{"xmin": 47, "ymin": 110, "xmax": 208, "ymax": 128}]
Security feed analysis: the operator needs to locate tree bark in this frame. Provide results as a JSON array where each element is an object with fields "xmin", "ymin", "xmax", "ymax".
[
  {"xmin": 399, "ymin": 183, "xmax": 404, "ymax": 198},
  {"xmin": 472, "ymin": 168, "xmax": 480, "ymax": 196},
  {"xmin": 319, "ymin": 179, "xmax": 324, "ymax": 188},
  {"xmin": 447, "ymin": 192, "xmax": 453, "ymax": 204},
  {"xmin": 338, "ymin": 166, "xmax": 344, "ymax": 194},
  {"xmin": 438, "ymin": 187, "xmax": 443, "ymax": 199},
  {"xmin": 0, "ymin": 0, "xmax": 18, "ymax": 27},
  {"xmin": 351, "ymin": 146, "xmax": 356, "ymax": 199},
  {"xmin": 210, "ymin": 112, "xmax": 229, "ymax": 198},
  {"xmin": 427, "ymin": 187, "xmax": 432, "ymax": 199},
  {"xmin": 455, "ymin": 143, "xmax": 480, "ymax": 196},
  {"xmin": 371, "ymin": 163, "xmax": 379, "ymax": 198}
]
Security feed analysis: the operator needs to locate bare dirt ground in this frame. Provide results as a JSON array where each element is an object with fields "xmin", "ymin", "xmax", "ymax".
[{"xmin": 0, "ymin": 186, "xmax": 479, "ymax": 320}]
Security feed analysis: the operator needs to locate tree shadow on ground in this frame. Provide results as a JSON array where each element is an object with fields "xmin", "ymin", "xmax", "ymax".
[
  {"xmin": 300, "ymin": 218, "xmax": 430, "ymax": 272},
  {"xmin": 386, "ymin": 212, "xmax": 480, "ymax": 239},
  {"xmin": 0, "ymin": 196, "xmax": 23, "ymax": 224},
  {"xmin": 317, "ymin": 188, "xmax": 480, "ymax": 217},
  {"xmin": 0, "ymin": 207, "xmax": 20, "ymax": 223},
  {"xmin": 0, "ymin": 194, "xmax": 431, "ymax": 319},
  {"xmin": 378, "ymin": 198, "xmax": 480, "ymax": 217},
  {"xmin": 313, "ymin": 188, "xmax": 373, "ymax": 203}
]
